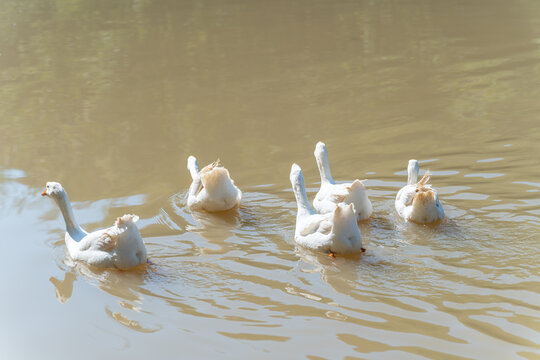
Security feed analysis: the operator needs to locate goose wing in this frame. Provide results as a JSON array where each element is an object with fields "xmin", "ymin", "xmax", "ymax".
[
  {"xmin": 396, "ymin": 185, "xmax": 416, "ymax": 205},
  {"xmin": 299, "ymin": 214, "xmax": 333, "ymax": 237},
  {"xmin": 321, "ymin": 183, "xmax": 350, "ymax": 203},
  {"xmin": 77, "ymin": 222, "xmax": 128, "ymax": 252}
]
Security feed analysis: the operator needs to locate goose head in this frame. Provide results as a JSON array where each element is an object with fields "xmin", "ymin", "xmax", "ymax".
[
  {"xmin": 41, "ymin": 182, "xmax": 65, "ymax": 199},
  {"xmin": 290, "ymin": 163, "xmax": 304, "ymax": 187},
  {"xmin": 314, "ymin": 141, "xmax": 327, "ymax": 158}
]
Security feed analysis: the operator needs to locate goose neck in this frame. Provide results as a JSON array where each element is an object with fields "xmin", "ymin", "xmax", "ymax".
[
  {"xmin": 315, "ymin": 150, "xmax": 335, "ymax": 184},
  {"xmin": 187, "ymin": 156, "xmax": 200, "ymax": 180},
  {"xmin": 54, "ymin": 190, "xmax": 84, "ymax": 239},
  {"xmin": 407, "ymin": 160, "xmax": 419, "ymax": 185},
  {"xmin": 291, "ymin": 173, "xmax": 314, "ymax": 217}
]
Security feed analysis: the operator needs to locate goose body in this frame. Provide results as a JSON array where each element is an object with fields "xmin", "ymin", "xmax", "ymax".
[
  {"xmin": 187, "ymin": 156, "xmax": 242, "ymax": 212},
  {"xmin": 313, "ymin": 142, "xmax": 373, "ymax": 221},
  {"xmin": 42, "ymin": 182, "xmax": 147, "ymax": 269},
  {"xmin": 395, "ymin": 160, "xmax": 445, "ymax": 223},
  {"xmin": 290, "ymin": 164, "xmax": 365, "ymax": 255}
]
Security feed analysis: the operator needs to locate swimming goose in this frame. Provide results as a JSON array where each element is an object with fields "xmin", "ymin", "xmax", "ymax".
[
  {"xmin": 42, "ymin": 182, "xmax": 147, "ymax": 269},
  {"xmin": 187, "ymin": 156, "xmax": 242, "ymax": 212},
  {"xmin": 290, "ymin": 163, "xmax": 365, "ymax": 255},
  {"xmin": 313, "ymin": 142, "xmax": 373, "ymax": 221},
  {"xmin": 395, "ymin": 160, "xmax": 445, "ymax": 223}
]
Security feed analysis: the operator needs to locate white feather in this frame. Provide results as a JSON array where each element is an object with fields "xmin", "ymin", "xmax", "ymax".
[
  {"xmin": 186, "ymin": 156, "xmax": 242, "ymax": 212},
  {"xmin": 43, "ymin": 182, "xmax": 147, "ymax": 269},
  {"xmin": 313, "ymin": 142, "xmax": 373, "ymax": 221},
  {"xmin": 395, "ymin": 161, "xmax": 445, "ymax": 223},
  {"xmin": 290, "ymin": 164, "xmax": 364, "ymax": 255}
]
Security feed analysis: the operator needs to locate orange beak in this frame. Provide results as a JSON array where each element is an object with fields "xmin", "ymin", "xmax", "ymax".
[{"xmin": 41, "ymin": 189, "xmax": 47, "ymax": 196}]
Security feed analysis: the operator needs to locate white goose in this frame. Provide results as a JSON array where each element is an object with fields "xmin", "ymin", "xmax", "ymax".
[
  {"xmin": 42, "ymin": 182, "xmax": 147, "ymax": 269},
  {"xmin": 290, "ymin": 163, "xmax": 365, "ymax": 256},
  {"xmin": 187, "ymin": 156, "xmax": 242, "ymax": 212},
  {"xmin": 395, "ymin": 160, "xmax": 445, "ymax": 223},
  {"xmin": 313, "ymin": 142, "xmax": 373, "ymax": 221}
]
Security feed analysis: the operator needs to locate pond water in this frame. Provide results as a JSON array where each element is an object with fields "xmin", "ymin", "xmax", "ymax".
[{"xmin": 1, "ymin": 0, "xmax": 539, "ymax": 359}]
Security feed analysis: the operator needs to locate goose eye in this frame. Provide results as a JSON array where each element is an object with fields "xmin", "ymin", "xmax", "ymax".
[{"xmin": 415, "ymin": 189, "xmax": 419, "ymax": 192}]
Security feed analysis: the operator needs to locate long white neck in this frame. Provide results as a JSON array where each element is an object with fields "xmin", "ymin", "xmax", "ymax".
[
  {"xmin": 407, "ymin": 160, "xmax": 419, "ymax": 185},
  {"xmin": 188, "ymin": 176, "xmax": 202, "ymax": 196},
  {"xmin": 187, "ymin": 156, "xmax": 200, "ymax": 180},
  {"xmin": 291, "ymin": 168, "xmax": 315, "ymax": 217},
  {"xmin": 53, "ymin": 190, "xmax": 85, "ymax": 240},
  {"xmin": 315, "ymin": 145, "xmax": 335, "ymax": 184}
]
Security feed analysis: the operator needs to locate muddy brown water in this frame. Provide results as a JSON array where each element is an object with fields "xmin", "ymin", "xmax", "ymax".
[{"xmin": 1, "ymin": 0, "xmax": 539, "ymax": 359}]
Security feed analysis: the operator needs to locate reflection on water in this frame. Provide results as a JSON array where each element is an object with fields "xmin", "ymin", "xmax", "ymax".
[
  {"xmin": 50, "ymin": 272, "xmax": 76, "ymax": 304},
  {"xmin": 1, "ymin": 0, "xmax": 540, "ymax": 358}
]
